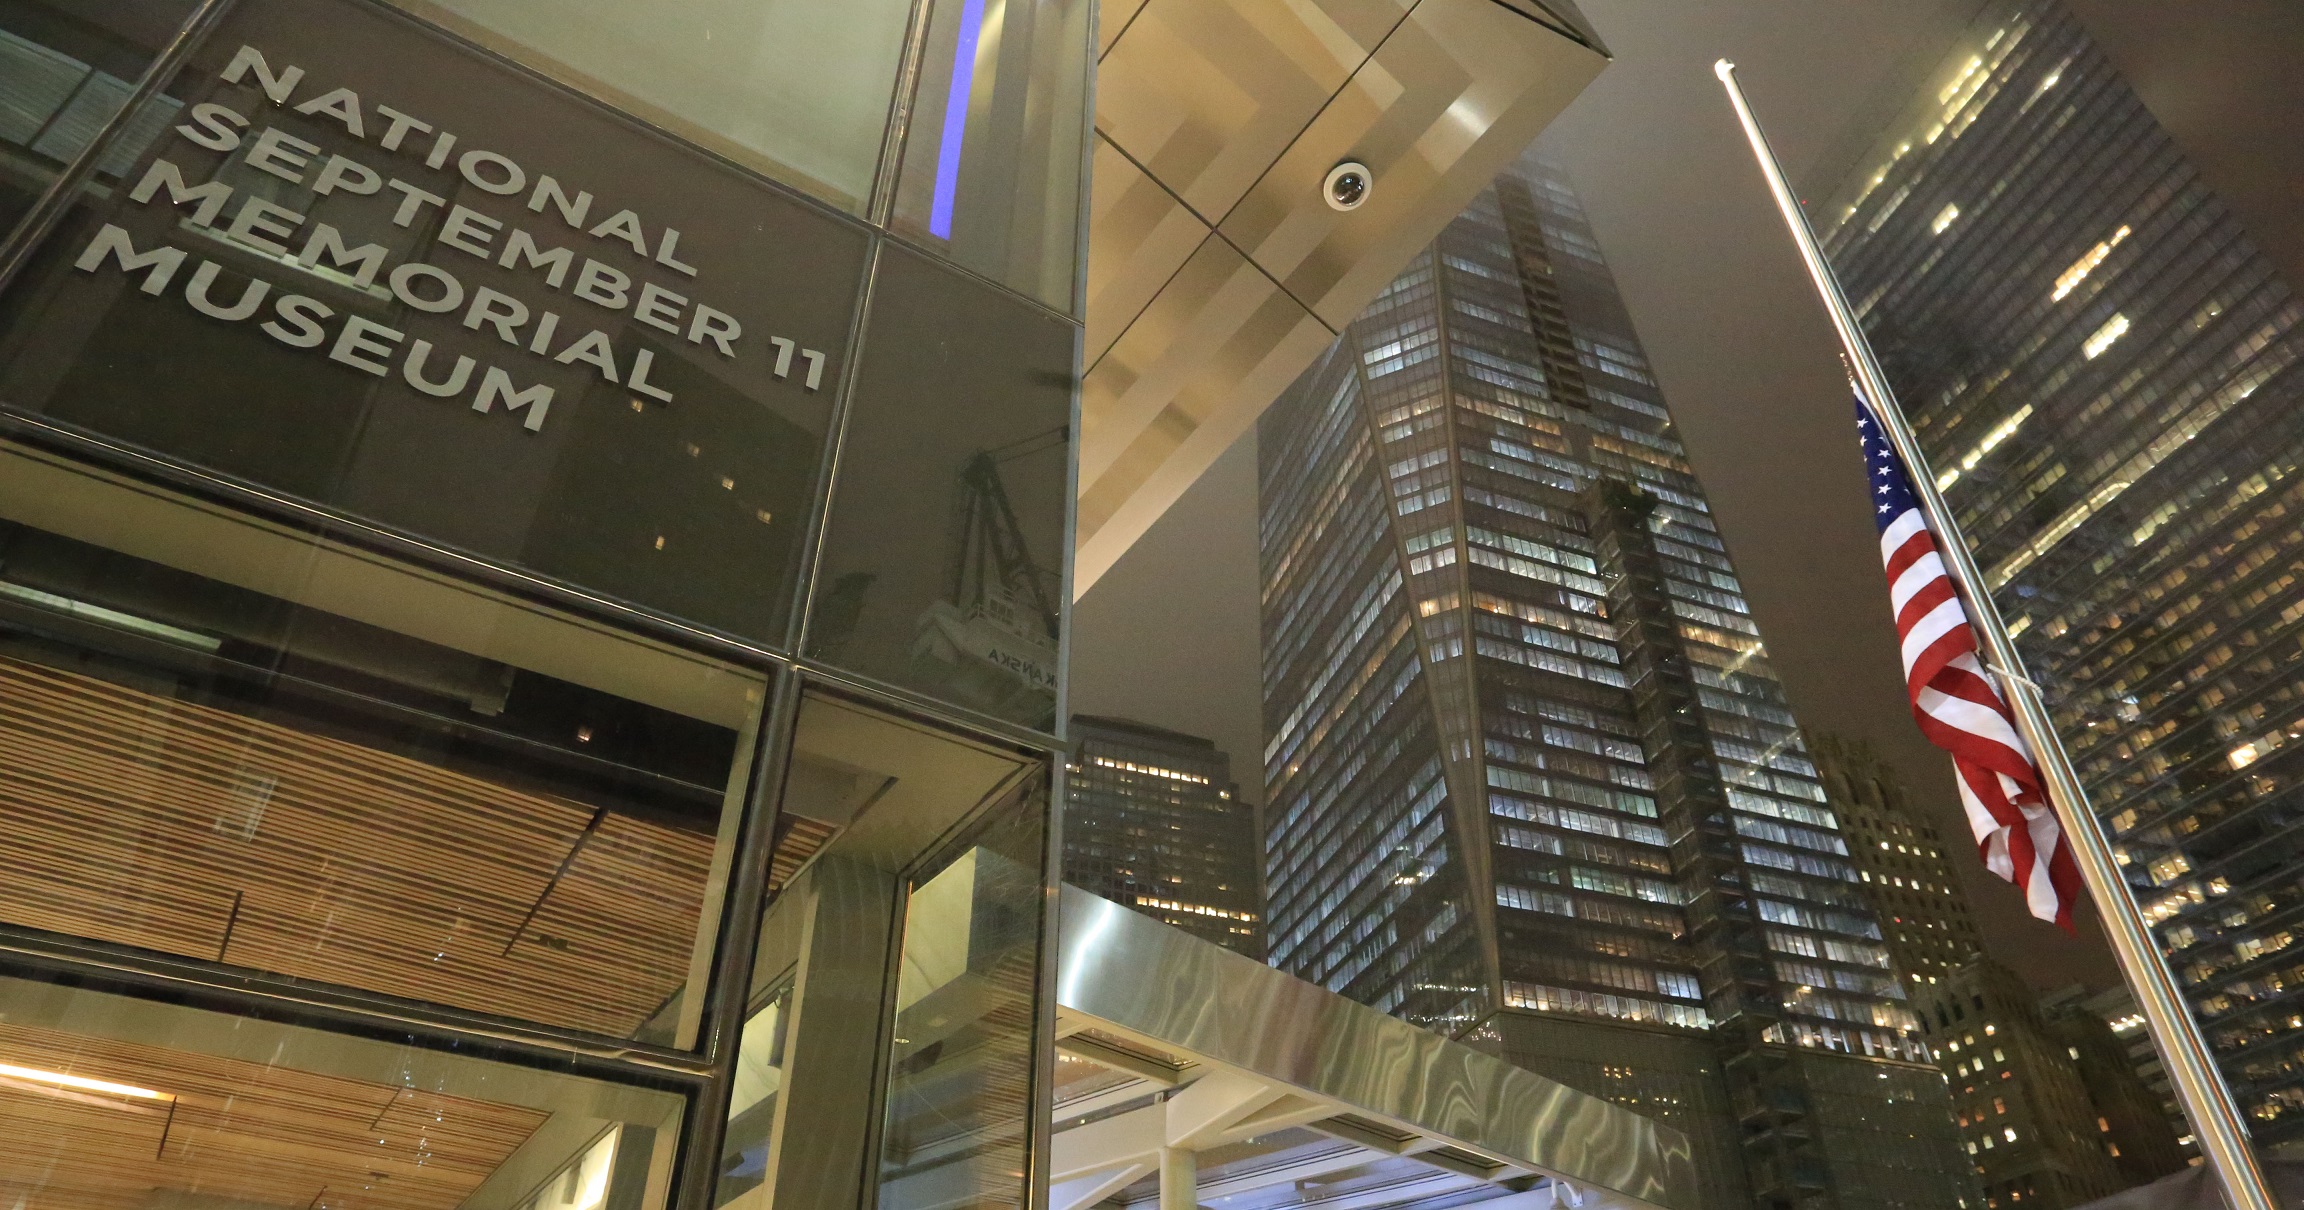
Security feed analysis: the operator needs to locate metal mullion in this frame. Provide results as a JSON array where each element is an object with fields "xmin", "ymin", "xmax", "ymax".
[
  {"xmin": 784, "ymin": 237, "xmax": 888, "ymax": 656},
  {"xmin": 0, "ymin": 413, "xmax": 797, "ymax": 677},
  {"xmin": 669, "ymin": 666, "xmax": 802, "ymax": 1210},
  {"xmin": 0, "ymin": 929, "xmax": 714, "ymax": 1086},
  {"xmin": 795, "ymin": 654, "xmax": 1067, "ymax": 759}
]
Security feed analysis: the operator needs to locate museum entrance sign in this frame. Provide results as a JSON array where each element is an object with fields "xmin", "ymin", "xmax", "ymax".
[{"xmin": 0, "ymin": 0, "xmax": 871, "ymax": 645}]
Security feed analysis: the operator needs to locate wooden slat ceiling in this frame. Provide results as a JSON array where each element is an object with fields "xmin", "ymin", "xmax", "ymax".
[
  {"xmin": 0, "ymin": 1019, "xmax": 547, "ymax": 1210},
  {"xmin": 0, "ymin": 653, "xmax": 713, "ymax": 1037}
]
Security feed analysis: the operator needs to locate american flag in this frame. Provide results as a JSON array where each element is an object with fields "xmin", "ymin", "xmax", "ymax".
[{"xmin": 1857, "ymin": 396, "xmax": 2082, "ymax": 930}]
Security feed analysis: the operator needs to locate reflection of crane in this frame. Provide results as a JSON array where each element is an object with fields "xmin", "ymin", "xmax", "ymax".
[
  {"xmin": 949, "ymin": 426, "xmax": 1065, "ymax": 636},
  {"xmin": 912, "ymin": 426, "xmax": 1067, "ymax": 719}
]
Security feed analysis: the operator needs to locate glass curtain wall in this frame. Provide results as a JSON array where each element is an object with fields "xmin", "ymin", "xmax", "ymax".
[{"xmin": 0, "ymin": 1, "xmax": 1087, "ymax": 1208}]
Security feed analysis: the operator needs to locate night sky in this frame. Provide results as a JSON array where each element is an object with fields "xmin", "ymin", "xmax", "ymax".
[{"xmin": 1071, "ymin": 0, "xmax": 2122, "ymax": 992}]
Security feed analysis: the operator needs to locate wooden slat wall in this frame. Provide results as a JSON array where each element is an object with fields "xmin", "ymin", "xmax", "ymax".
[
  {"xmin": 0, "ymin": 1019, "xmax": 548, "ymax": 1210},
  {"xmin": 0, "ymin": 655, "xmax": 714, "ymax": 1036}
]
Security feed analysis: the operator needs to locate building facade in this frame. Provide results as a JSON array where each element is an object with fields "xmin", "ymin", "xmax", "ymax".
[
  {"xmin": 1819, "ymin": 0, "xmax": 2304, "ymax": 1145},
  {"xmin": 0, "ymin": 1, "xmax": 1093, "ymax": 1207},
  {"xmin": 1063, "ymin": 714, "xmax": 1262, "ymax": 955},
  {"xmin": 2041, "ymin": 982, "xmax": 2199, "ymax": 1165},
  {"xmin": 1811, "ymin": 733, "xmax": 1986, "ymax": 988},
  {"xmin": 1259, "ymin": 153, "xmax": 1976, "ymax": 1209},
  {"xmin": 2042, "ymin": 992, "xmax": 2193, "ymax": 1185},
  {"xmin": 1913, "ymin": 961, "xmax": 2138, "ymax": 1209}
]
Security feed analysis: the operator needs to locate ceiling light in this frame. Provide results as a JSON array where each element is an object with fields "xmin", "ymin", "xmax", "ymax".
[{"xmin": 0, "ymin": 1061, "xmax": 167, "ymax": 1100}]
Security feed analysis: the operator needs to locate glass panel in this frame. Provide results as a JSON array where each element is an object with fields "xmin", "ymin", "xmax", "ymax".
[
  {"xmin": 0, "ymin": 970, "xmax": 685, "ymax": 1210},
  {"xmin": 716, "ymin": 981, "xmax": 790, "ymax": 1206},
  {"xmin": 0, "ymin": 1, "xmax": 205, "ymax": 237},
  {"xmin": 889, "ymin": 0, "xmax": 1092, "ymax": 310},
  {"xmin": 0, "ymin": 440, "xmax": 766, "ymax": 1044},
  {"xmin": 877, "ymin": 778, "xmax": 1049, "ymax": 1210},
  {"xmin": 391, "ymin": 0, "xmax": 915, "ymax": 213},
  {"xmin": 0, "ymin": 0, "xmax": 871, "ymax": 648},
  {"xmin": 806, "ymin": 245, "xmax": 1073, "ymax": 731}
]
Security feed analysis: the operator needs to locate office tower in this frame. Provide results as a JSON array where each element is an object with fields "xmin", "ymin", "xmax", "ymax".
[
  {"xmin": 1811, "ymin": 734, "xmax": 1986, "ymax": 987},
  {"xmin": 2041, "ymin": 983, "xmax": 2198, "ymax": 1163},
  {"xmin": 1819, "ymin": 0, "xmax": 2304, "ymax": 1144},
  {"xmin": 1913, "ymin": 960, "xmax": 2144, "ymax": 1208},
  {"xmin": 1064, "ymin": 714, "xmax": 1263, "ymax": 956},
  {"xmin": 1261, "ymin": 153, "xmax": 1976, "ymax": 1209},
  {"xmin": 2042, "ymin": 995, "xmax": 2193, "ymax": 1185}
]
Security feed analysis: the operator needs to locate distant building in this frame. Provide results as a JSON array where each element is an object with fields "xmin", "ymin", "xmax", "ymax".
[
  {"xmin": 1064, "ymin": 715, "xmax": 1262, "ymax": 956},
  {"xmin": 1821, "ymin": 0, "xmax": 2304, "ymax": 1142},
  {"xmin": 2040, "ymin": 983, "xmax": 2197, "ymax": 1166},
  {"xmin": 2041, "ymin": 995, "xmax": 2191, "ymax": 1186},
  {"xmin": 1917, "ymin": 960, "xmax": 2134, "ymax": 1208},
  {"xmin": 1811, "ymin": 733, "xmax": 1986, "ymax": 988},
  {"xmin": 1260, "ymin": 152, "xmax": 1977, "ymax": 1209}
]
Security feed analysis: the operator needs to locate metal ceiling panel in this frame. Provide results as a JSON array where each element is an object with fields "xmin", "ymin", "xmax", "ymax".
[
  {"xmin": 1055, "ymin": 886, "xmax": 1700, "ymax": 1209},
  {"xmin": 1095, "ymin": 0, "xmax": 1411, "ymax": 219},
  {"xmin": 1078, "ymin": 235, "xmax": 1333, "ymax": 537},
  {"xmin": 1218, "ymin": 0, "xmax": 1607, "ymax": 328},
  {"xmin": 1076, "ymin": 0, "xmax": 1607, "ymax": 592},
  {"xmin": 1083, "ymin": 136, "xmax": 1209, "ymax": 366}
]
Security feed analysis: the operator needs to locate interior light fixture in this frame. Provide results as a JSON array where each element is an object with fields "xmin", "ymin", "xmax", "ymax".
[{"xmin": 0, "ymin": 1060, "xmax": 167, "ymax": 1100}]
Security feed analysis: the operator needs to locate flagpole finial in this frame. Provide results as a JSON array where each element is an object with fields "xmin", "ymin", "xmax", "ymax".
[{"xmin": 1713, "ymin": 59, "xmax": 1736, "ymax": 80}]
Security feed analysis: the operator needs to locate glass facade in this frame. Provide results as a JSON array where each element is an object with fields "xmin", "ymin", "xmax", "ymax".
[
  {"xmin": 1811, "ymin": 733, "xmax": 1987, "ymax": 988},
  {"xmin": 1261, "ymin": 152, "xmax": 1976, "ymax": 1208},
  {"xmin": 1062, "ymin": 713, "xmax": 1262, "ymax": 955},
  {"xmin": 0, "ymin": 0, "xmax": 1088, "ymax": 1207},
  {"xmin": 1819, "ymin": 0, "xmax": 2304, "ymax": 1147}
]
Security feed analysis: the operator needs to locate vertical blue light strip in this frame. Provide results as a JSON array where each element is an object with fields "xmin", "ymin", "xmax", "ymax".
[{"xmin": 929, "ymin": 0, "xmax": 988, "ymax": 240}]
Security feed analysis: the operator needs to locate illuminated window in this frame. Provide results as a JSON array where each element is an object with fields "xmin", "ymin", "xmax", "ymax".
[
  {"xmin": 1932, "ymin": 204, "xmax": 1961, "ymax": 235},
  {"xmin": 2082, "ymin": 313, "xmax": 2130, "ymax": 360},
  {"xmin": 2053, "ymin": 227, "xmax": 2131, "ymax": 301}
]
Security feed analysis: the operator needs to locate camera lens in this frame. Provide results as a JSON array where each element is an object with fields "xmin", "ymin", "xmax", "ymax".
[{"xmin": 1324, "ymin": 161, "xmax": 1372, "ymax": 211}]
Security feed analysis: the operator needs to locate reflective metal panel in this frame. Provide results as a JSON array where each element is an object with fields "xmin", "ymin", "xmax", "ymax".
[
  {"xmin": 1055, "ymin": 887, "xmax": 1699, "ymax": 1210},
  {"xmin": 1076, "ymin": 0, "xmax": 1606, "ymax": 591},
  {"xmin": 1078, "ymin": 232, "xmax": 1334, "ymax": 529},
  {"xmin": 1081, "ymin": 138, "xmax": 1205, "ymax": 365},
  {"xmin": 1094, "ymin": 0, "xmax": 1408, "ymax": 219},
  {"xmin": 1217, "ymin": 0, "xmax": 1607, "ymax": 329}
]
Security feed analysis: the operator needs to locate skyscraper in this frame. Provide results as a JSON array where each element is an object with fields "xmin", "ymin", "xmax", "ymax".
[
  {"xmin": 1260, "ymin": 154, "xmax": 1975, "ymax": 1209},
  {"xmin": 1811, "ymin": 733, "xmax": 1985, "ymax": 987},
  {"xmin": 1819, "ymin": 0, "xmax": 2304, "ymax": 1145},
  {"xmin": 1064, "ymin": 714, "xmax": 1263, "ymax": 956},
  {"xmin": 1817, "ymin": 737, "xmax": 2187, "ymax": 1206}
]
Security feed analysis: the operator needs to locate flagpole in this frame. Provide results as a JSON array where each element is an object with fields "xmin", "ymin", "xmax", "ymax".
[{"xmin": 1713, "ymin": 59, "xmax": 2276, "ymax": 1210}]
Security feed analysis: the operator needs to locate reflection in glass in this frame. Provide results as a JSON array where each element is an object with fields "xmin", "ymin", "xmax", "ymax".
[
  {"xmin": 0, "ymin": 442, "xmax": 763, "ymax": 1044},
  {"xmin": 719, "ymin": 692, "xmax": 1044, "ymax": 1208},
  {"xmin": 891, "ymin": 0, "xmax": 1092, "ymax": 310},
  {"xmin": 716, "ymin": 982, "xmax": 789, "ymax": 1207},
  {"xmin": 0, "ymin": 1, "xmax": 203, "ymax": 237},
  {"xmin": 0, "ymin": 971, "xmax": 684, "ymax": 1210},
  {"xmin": 393, "ymin": 0, "xmax": 914, "ymax": 212},
  {"xmin": 878, "ymin": 780, "xmax": 1048, "ymax": 1210},
  {"xmin": 806, "ymin": 246, "xmax": 1073, "ymax": 731}
]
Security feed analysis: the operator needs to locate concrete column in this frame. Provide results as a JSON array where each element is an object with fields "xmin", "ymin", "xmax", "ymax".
[{"xmin": 1158, "ymin": 1146, "xmax": 1196, "ymax": 1210}]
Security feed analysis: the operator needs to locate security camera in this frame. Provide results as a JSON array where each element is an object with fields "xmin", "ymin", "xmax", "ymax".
[{"xmin": 1324, "ymin": 161, "xmax": 1372, "ymax": 212}]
